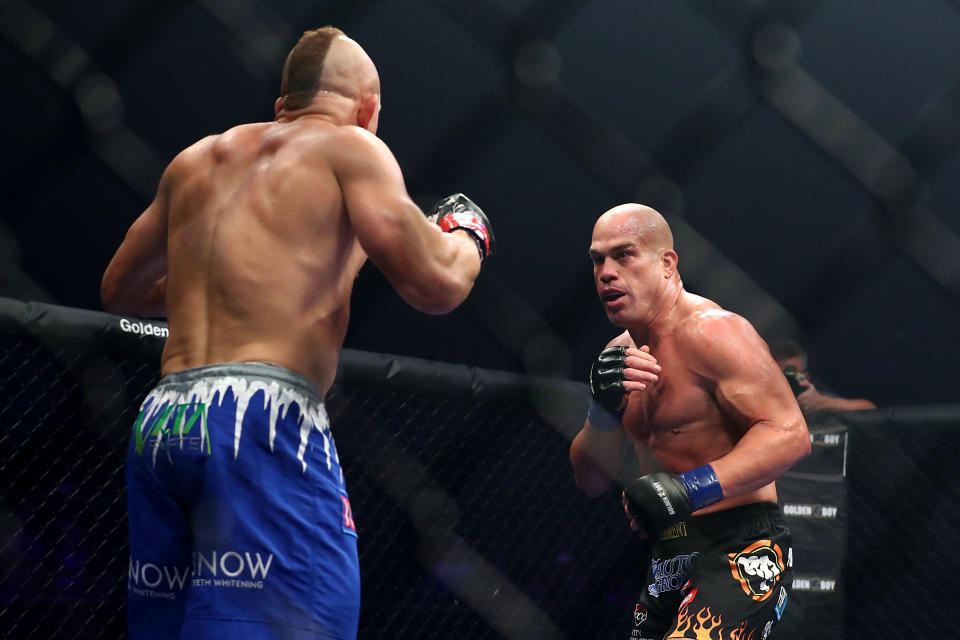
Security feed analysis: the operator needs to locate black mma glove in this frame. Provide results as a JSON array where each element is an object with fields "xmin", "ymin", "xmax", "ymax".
[
  {"xmin": 430, "ymin": 193, "xmax": 495, "ymax": 262},
  {"xmin": 624, "ymin": 466, "xmax": 723, "ymax": 536},
  {"xmin": 590, "ymin": 346, "xmax": 628, "ymax": 411},
  {"xmin": 586, "ymin": 346, "xmax": 627, "ymax": 431}
]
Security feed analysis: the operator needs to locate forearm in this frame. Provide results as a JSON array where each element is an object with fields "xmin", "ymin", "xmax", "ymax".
[
  {"xmin": 397, "ymin": 229, "xmax": 480, "ymax": 314},
  {"xmin": 101, "ymin": 271, "xmax": 167, "ymax": 318},
  {"xmin": 570, "ymin": 422, "xmax": 623, "ymax": 496},
  {"xmin": 424, "ymin": 230, "xmax": 481, "ymax": 312},
  {"xmin": 139, "ymin": 276, "xmax": 167, "ymax": 317},
  {"xmin": 817, "ymin": 396, "xmax": 876, "ymax": 412},
  {"xmin": 710, "ymin": 418, "xmax": 810, "ymax": 500},
  {"xmin": 101, "ymin": 197, "xmax": 168, "ymax": 317}
]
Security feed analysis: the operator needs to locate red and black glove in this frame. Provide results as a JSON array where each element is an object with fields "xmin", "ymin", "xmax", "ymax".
[{"xmin": 430, "ymin": 193, "xmax": 495, "ymax": 262}]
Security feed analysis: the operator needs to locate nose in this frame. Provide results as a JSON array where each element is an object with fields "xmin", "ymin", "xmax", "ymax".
[{"xmin": 597, "ymin": 258, "xmax": 617, "ymax": 284}]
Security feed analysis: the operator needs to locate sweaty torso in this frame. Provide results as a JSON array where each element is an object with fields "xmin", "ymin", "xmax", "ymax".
[
  {"xmin": 160, "ymin": 119, "xmax": 367, "ymax": 394},
  {"xmin": 620, "ymin": 297, "xmax": 777, "ymax": 513}
]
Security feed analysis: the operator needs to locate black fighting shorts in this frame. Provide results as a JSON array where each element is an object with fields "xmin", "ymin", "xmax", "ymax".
[{"xmin": 629, "ymin": 502, "xmax": 792, "ymax": 640}]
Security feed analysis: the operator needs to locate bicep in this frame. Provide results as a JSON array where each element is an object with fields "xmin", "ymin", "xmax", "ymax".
[
  {"xmin": 697, "ymin": 319, "xmax": 800, "ymax": 431},
  {"xmin": 335, "ymin": 132, "xmax": 431, "ymax": 273},
  {"xmin": 100, "ymin": 161, "xmax": 174, "ymax": 314},
  {"xmin": 126, "ymin": 200, "xmax": 169, "ymax": 260},
  {"xmin": 333, "ymin": 129, "xmax": 480, "ymax": 314},
  {"xmin": 715, "ymin": 367, "xmax": 798, "ymax": 433},
  {"xmin": 104, "ymin": 191, "xmax": 169, "ymax": 287}
]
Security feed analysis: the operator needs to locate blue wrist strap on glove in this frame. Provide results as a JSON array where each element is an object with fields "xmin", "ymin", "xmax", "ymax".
[
  {"xmin": 587, "ymin": 400, "xmax": 622, "ymax": 431},
  {"xmin": 677, "ymin": 464, "xmax": 723, "ymax": 511}
]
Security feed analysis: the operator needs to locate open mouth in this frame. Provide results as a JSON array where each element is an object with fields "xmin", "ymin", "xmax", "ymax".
[{"xmin": 601, "ymin": 291, "xmax": 625, "ymax": 303}]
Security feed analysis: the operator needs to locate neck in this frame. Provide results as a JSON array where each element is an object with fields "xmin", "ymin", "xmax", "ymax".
[
  {"xmin": 275, "ymin": 92, "xmax": 356, "ymax": 124},
  {"xmin": 275, "ymin": 110, "xmax": 337, "ymax": 124},
  {"xmin": 628, "ymin": 280, "xmax": 684, "ymax": 346}
]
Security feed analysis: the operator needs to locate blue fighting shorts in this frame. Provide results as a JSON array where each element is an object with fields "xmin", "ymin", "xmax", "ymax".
[{"xmin": 126, "ymin": 363, "xmax": 359, "ymax": 640}]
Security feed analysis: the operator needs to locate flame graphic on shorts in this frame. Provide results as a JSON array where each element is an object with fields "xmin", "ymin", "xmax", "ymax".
[
  {"xmin": 666, "ymin": 604, "xmax": 723, "ymax": 639},
  {"xmin": 728, "ymin": 620, "xmax": 758, "ymax": 640},
  {"xmin": 666, "ymin": 604, "xmax": 758, "ymax": 640}
]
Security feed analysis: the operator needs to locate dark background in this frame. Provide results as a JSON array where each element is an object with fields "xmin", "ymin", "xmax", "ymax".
[{"xmin": 3, "ymin": 0, "xmax": 960, "ymax": 406}]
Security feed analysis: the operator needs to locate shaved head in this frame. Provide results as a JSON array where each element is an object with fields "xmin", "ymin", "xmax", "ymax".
[
  {"xmin": 589, "ymin": 203, "xmax": 681, "ymax": 329},
  {"xmin": 280, "ymin": 27, "xmax": 380, "ymax": 111},
  {"xmin": 596, "ymin": 203, "xmax": 673, "ymax": 254}
]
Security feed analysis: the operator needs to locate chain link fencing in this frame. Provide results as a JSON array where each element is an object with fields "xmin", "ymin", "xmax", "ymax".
[
  {"xmin": 1, "ymin": 298, "xmax": 958, "ymax": 639},
  {"xmin": 843, "ymin": 409, "xmax": 960, "ymax": 639}
]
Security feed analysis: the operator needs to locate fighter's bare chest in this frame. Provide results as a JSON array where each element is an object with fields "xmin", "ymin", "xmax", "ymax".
[{"xmin": 621, "ymin": 360, "xmax": 714, "ymax": 438}]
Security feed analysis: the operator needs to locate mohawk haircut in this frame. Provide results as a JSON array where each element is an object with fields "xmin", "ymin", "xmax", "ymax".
[{"xmin": 280, "ymin": 26, "xmax": 344, "ymax": 111}]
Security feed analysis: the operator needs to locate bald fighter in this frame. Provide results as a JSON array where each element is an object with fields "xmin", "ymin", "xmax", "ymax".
[
  {"xmin": 102, "ymin": 27, "xmax": 492, "ymax": 640},
  {"xmin": 570, "ymin": 205, "xmax": 808, "ymax": 639}
]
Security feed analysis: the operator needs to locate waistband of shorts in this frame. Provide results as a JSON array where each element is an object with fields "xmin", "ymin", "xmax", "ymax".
[
  {"xmin": 157, "ymin": 362, "xmax": 324, "ymax": 403},
  {"xmin": 687, "ymin": 501, "xmax": 784, "ymax": 535}
]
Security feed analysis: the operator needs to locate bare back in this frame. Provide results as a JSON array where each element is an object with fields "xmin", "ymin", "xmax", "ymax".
[{"xmin": 162, "ymin": 120, "xmax": 367, "ymax": 394}]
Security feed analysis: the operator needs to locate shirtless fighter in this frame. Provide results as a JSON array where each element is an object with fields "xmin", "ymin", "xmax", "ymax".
[
  {"xmin": 101, "ymin": 27, "xmax": 492, "ymax": 640},
  {"xmin": 570, "ymin": 204, "xmax": 809, "ymax": 639}
]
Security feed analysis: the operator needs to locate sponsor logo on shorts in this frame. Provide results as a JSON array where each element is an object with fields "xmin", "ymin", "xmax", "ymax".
[
  {"xmin": 659, "ymin": 521, "xmax": 688, "ymax": 540},
  {"xmin": 633, "ymin": 603, "xmax": 647, "ymax": 627},
  {"xmin": 782, "ymin": 503, "xmax": 839, "ymax": 518},
  {"xmin": 128, "ymin": 557, "xmax": 191, "ymax": 600},
  {"xmin": 791, "ymin": 576, "xmax": 836, "ymax": 592},
  {"xmin": 341, "ymin": 493, "xmax": 357, "ymax": 537},
  {"xmin": 134, "ymin": 401, "xmax": 210, "ymax": 456},
  {"xmin": 775, "ymin": 585, "xmax": 788, "ymax": 619},
  {"xmin": 762, "ymin": 619, "xmax": 774, "ymax": 639},
  {"xmin": 679, "ymin": 586, "xmax": 698, "ymax": 611},
  {"xmin": 728, "ymin": 540, "xmax": 785, "ymax": 602},
  {"xmin": 120, "ymin": 317, "xmax": 169, "ymax": 338},
  {"xmin": 648, "ymin": 552, "xmax": 701, "ymax": 598},
  {"xmin": 128, "ymin": 549, "xmax": 275, "ymax": 596}
]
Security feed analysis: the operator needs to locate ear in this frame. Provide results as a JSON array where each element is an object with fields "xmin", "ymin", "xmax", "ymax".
[
  {"xmin": 274, "ymin": 97, "xmax": 283, "ymax": 118},
  {"xmin": 661, "ymin": 249, "xmax": 678, "ymax": 278},
  {"xmin": 357, "ymin": 94, "xmax": 381, "ymax": 133}
]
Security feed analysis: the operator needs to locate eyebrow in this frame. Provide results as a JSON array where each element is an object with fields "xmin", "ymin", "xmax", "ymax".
[{"xmin": 588, "ymin": 242, "xmax": 637, "ymax": 258}]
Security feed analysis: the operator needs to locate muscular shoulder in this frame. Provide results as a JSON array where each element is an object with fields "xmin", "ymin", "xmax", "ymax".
[
  {"xmin": 325, "ymin": 125, "xmax": 393, "ymax": 170},
  {"xmin": 675, "ymin": 305, "xmax": 768, "ymax": 380},
  {"xmin": 160, "ymin": 134, "xmax": 220, "ymax": 188},
  {"xmin": 163, "ymin": 122, "xmax": 272, "ymax": 185},
  {"xmin": 317, "ymin": 126, "xmax": 403, "ymax": 188},
  {"xmin": 324, "ymin": 124, "xmax": 381, "ymax": 149}
]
